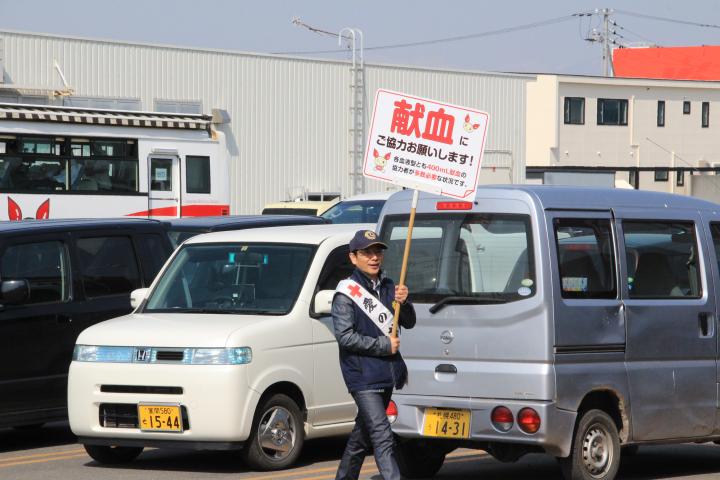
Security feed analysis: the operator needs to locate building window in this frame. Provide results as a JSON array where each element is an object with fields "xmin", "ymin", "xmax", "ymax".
[
  {"xmin": 654, "ymin": 169, "xmax": 669, "ymax": 182},
  {"xmin": 63, "ymin": 96, "xmax": 141, "ymax": 111},
  {"xmin": 564, "ymin": 97, "xmax": 585, "ymax": 124},
  {"xmin": 677, "ymin": 170, "xmax": 685, "ymax": 187},
  {"xmin": 683, "ymin": 101, "xmax": 691, "ymax": 115},
  {"xmin": 597, "ymin": 99, "xmax": 628, "ymax": 126},
  {"xmin": 154, "ymin": 100, "xmax": 203, "ymax": 114},
  {"xmin": 702, "ymin": 102, "xmax": 710, "ymax": 128},
  {"xmin": 629, "ymin": 170, "xmax": 638, "ymax": 189},
  {"xmin": 657, "ymin": 100, "xmax": 665, "ymax": 127}
]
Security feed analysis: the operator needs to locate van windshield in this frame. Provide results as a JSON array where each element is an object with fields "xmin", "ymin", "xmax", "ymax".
[
  {"xmin": 144, "ymin": 243, "xmax": 315, "ymax": 315},
  {"xmin": 379, "ymin": 213, "xmax": 535, "ymax": 304},
  {"xmin": 321, "ymin": 200, "xmax": 386, "ymax": 224}
]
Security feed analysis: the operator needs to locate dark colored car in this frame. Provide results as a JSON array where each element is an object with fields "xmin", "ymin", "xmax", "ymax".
[
  {"xmin": 163, "ymin": 215, "xmax": 329, "ymax": 247},
  {"xmin": 0, "ymin": 218, "xmax": 173, "ymax": 429}
]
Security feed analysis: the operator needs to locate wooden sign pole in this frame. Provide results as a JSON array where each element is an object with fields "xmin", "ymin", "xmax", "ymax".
[{"xmin": 391, "ymin": 189, "xmax": 419, "ymax": 338}]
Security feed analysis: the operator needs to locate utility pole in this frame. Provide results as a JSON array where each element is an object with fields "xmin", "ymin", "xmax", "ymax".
[
  {"xmin": 585, "ymin": 8, "xmax": 615, "ymax": 76},
  {"xmin": 601, "ymin": 8, "xmax": 614, "ymax": 77}
]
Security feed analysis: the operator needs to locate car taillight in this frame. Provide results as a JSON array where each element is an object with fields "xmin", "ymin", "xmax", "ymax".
[
  {"xmin": 491, "ymin": 406, "xmax": 514, "ymax": 432},
  {"xmin": 517, "ymin": 408, "xmax": 541, "ymax": 434},
  {"xmin": 386, "ymin": 400, "xmax": 398, "ymax": 424},
  {"xmin": 436, "ymin": 201, "xmax": 473, "ymax": 210}
]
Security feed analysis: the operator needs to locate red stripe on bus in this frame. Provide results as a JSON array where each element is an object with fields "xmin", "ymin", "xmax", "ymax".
[{"xmin": 127, "ymin": 204, "xmax": 230, "ymax": 217}]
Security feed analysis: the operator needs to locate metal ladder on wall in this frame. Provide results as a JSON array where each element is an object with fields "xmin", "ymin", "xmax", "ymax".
[{"xmin": 341, "ymin": 28, "xmax": 365, "ymax": 196}]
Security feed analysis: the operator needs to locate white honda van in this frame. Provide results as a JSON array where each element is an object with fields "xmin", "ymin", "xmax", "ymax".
[{"xmin": 68, "ymin": 223, "xmax": 370, "ymax": 470}]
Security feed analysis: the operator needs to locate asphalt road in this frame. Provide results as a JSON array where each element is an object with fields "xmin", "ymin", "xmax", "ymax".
[{"xmin": 5, "ymin": 422, "xmax": 720, "ymax": 479}]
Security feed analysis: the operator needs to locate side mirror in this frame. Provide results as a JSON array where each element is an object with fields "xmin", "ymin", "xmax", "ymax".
[
  {"xmin": 130, "ymin": 288, "xmax": 149, "ymax": 310},
  {"xmin": 1, "ymin": 279, "xmax": 29, "ymax": 305},
  {"xmin": 313, "ymin": 289, "xmax": 335, "ymax": 316}
]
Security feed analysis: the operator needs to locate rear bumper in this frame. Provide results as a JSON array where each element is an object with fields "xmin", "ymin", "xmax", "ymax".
[{"xmin": 390, "ymin": 394, "xmax": 576, "ymax": 457}]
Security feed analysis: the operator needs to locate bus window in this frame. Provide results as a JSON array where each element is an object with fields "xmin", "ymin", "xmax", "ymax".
[
  {"xmin": 0, "ymin": 157, "xmax": 67, "ymax": 191},
  {"xmin": 151, "ymin": 158, "xmax": 173, "ymax": 191},
  {"xmin": 186, "ymin": 156, "xmax": 210, "ymax": 194},
  {"xmin": 69, "ymin": 159, "xmax": 138, "ymax": 192}
]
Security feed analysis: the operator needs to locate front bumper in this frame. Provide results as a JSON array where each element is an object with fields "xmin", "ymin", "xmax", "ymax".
[
  {"xmin": 391, "ymin": 393, "xmax": 576, "ymax": 457},
  {"xmin": 68, "ymin": 361, "xmax": 260, "ymax": 446}
]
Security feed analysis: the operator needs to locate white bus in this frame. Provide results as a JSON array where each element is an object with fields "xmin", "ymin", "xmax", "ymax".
[{"xmin": 0, "ymin": 103, "xmax": 230, "ymax": 220}]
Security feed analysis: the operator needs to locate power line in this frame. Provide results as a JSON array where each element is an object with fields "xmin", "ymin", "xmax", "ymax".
[
  {"xmin": 614, "ymin": 9, "xmax": 720, "ymax": 29},
  {"xmin": 273, "ymin": 13, "xmax": 585, "ymax": 55},
  {"xmin": 613, "ymin": 22, "xmax": 658, "ymax": 45}
]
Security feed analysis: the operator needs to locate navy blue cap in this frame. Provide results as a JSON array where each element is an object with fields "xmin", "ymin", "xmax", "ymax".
[{"xmin": 349, "ymin": 229, "xmax": 387, "ymax": 252}]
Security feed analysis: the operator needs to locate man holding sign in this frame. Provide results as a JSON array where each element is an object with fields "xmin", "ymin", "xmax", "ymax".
[{"xmin": 333, "ymin": 229, "xmax": 416, "ymax": 480}]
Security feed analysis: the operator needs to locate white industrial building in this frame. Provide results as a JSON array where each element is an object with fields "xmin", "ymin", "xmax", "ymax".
[
  {"xmin": 0, "ymin": 30, "xmax": 528, "ymax": 215},
  {"xmin": 3, "ymin": 29, "xmax": 720, "ymax": 214}
]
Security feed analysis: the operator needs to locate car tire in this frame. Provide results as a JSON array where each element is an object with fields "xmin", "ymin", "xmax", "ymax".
[
  {"xmin": 241, "ymin": 393, "xmax": 304, "ymax": 471},
  {"xmin": 558, "ymin": 409, "xmax": 621, "ymax": 480},
  {"xmin": 396, "ymin": 439, "xmax": 446, "ymax": 479},
  {"xmin": 83, "ymin": 444, "xmax": 144, "ymax": 464}
]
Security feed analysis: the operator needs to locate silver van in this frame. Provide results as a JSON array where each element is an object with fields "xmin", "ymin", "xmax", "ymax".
[{"xmin": 377, "ymin": 186, "xmax": 720, "ymax": 480}]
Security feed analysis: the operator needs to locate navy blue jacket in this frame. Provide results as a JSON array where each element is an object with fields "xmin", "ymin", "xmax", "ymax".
[{"xmin": 332, "ymin": 269, "xmax": 416, "ymax": 393}]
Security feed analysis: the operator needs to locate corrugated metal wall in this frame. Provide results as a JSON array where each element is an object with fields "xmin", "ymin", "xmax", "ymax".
[{"xmin": 0, "ymin": 30, "xmax": 530, "ymax": 214}]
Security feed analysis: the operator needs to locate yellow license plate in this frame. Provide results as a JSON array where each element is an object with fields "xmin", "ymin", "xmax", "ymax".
[
  {"xmin": 422, "ymin": 408, "xmax": 471, "ymax": 439},
  {"xmin": 138, "ymin": 404, "xmax": 183, "ymax": 432}
]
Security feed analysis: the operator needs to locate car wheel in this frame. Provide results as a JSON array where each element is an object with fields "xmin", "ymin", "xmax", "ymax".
[
  {"xmin": 396, "ymin": 439, "xmax": 446, "ymax": 479},
  {"xmin": 558, "ymin": 409, "xmax": 621, "ymax": 480},
  {"xmin": 83, "ymin": 444, "xmax": 144, "ymax": 464},
  {"xmin": 242, "ymin": 393, "xmax": 304, "ymax": 471}
]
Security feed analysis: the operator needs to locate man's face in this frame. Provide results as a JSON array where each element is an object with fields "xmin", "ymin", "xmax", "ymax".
[{"xmin": 349, "ymin": 246, "xmax": 385, "ymax": 278}]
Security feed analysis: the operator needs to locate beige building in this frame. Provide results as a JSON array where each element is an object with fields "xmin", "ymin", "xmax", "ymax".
[{"xmin": 526, "ymin": 74, "xmax": 720, "ymax": 200}]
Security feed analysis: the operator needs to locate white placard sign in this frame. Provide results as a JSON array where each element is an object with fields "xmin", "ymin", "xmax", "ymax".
[{"xmin": 363, "ymin": 89, "xmax": 489, "ymax": 199}]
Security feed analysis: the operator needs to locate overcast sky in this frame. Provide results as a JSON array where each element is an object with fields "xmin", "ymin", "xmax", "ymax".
[{"xmin": 1, "ymin": 0, "xmax": 718, "ymax": 75}]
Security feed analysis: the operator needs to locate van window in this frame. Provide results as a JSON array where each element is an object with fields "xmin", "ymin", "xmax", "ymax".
[
  {"xmin": 380, "ymin": 214, "xmax": 535, "ymax": 304},
  {"xmin": 710, "ymin": 223, "xmax": 720, "ymax": 275},
  {"xmin": 623, "ymin": 221, "xmax": 701, "ymax": 298},
  {"xmin": 76, "ymin": 236, "xmax": 141, "ymax": 298},
  {"xmin": 554, "ymin": 219, "xmax": 616, "ymax": 299},
  {"xmin": 134, "ymin": 234, "xmax": 169, "ymax": 285},
  {"xmin": 0, "ymin": 241, "xmax": 70, "ymax": 304},
  {"xmin": 317, "ymin": 246, "xmax": 354, "ymax": 291}
]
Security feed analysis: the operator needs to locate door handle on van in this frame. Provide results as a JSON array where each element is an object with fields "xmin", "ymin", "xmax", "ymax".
[
  {"xmin": 698, "ymin": 312, "xmax": 714, "ymax": 338},
  {"xmin": 435, "ymin": 364, "xmax": 457, "ymax": 374},
  {"xmin": 56, "ymin": 314, "xmax": 72, "ymax": 324}
]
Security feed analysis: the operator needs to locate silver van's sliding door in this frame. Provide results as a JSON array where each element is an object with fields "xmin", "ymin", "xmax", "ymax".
[
  {"xmin": 547, "ymin": 210, "xmax": 629, "ymax": 415},
  {"xmin": 618, "ymin": 209, "xmax": 716, "ymax": 440}
]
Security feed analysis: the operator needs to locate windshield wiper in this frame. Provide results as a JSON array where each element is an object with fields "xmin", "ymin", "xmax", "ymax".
[
  {"xmin": 429, "ymin": 294, "xmax": 507, "ymax": 314},
  {"xmin": 163, "ymin": 308, "xmax": 238, "ymax": 314}
]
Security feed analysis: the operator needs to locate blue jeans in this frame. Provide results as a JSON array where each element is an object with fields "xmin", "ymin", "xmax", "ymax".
[{"xmin": 335, "ymin": 388, "xmax": 399, "ymax": 480}]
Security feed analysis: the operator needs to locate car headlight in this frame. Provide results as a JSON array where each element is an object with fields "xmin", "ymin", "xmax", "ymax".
[
  {"xmin": 73, "ymin": 345, "xmax": 134, "ymax": 363},
  {"xmin": 189, "ymin": 347, "xmax": 252, "ymax": 365},
  {"xmin": 72, "ymin": 345, "xmax": 252, "ymax": 365}
]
